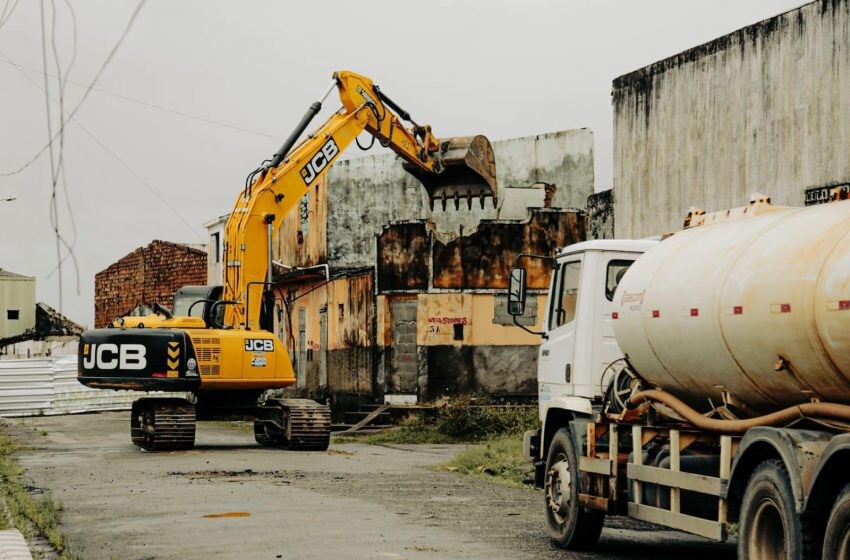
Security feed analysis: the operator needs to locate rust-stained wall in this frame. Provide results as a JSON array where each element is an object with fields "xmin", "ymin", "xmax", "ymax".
[
  {"xmin": 275, "ymin": 270, "xmax": 373, "ymax": 400},
  {"xmin": 376, "ymin": 209, "xmax": 582, "ymax": 293},
  {"xmin": 375, "ymin": 292, "xmax": 548, "ymax": 398},
  {"xmin": 432, "ymin": 210, "xmax": 583, "ymax": 290},
  {"xmin": 328, "ymin": 129, "xmax": 594, "ymax": 269},
  {"xmin": 275, "ymin": 175, "xmax": 328, "ymax": 268},
  {"xmin": 613, "ymin": 0, "xmax": 850, "ymax": 238},
  {"xmin": 376, "ymin": 222, "xmax": 429, "ymax": 291}
]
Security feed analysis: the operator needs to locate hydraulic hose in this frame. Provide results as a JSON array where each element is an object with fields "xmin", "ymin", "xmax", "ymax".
[{"xmin": 628, "ymin": 389, "xmax": 850, "ymax": 434}]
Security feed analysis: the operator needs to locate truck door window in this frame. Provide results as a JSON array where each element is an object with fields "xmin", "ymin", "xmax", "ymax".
[
  {"xmin": 550, "ymin": 261, "xmax": 581, "ymax": 330},
  {"xmin": 605, "ymin": 259, "xmax": 634, "ymax": 301}
]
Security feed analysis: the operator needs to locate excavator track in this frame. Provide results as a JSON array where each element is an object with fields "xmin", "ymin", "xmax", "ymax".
[
  {"xmin": 253, "ymin": 398, "xmax": 331, "ymax": 451},
  {"xmin": 130, "ymin": 398, "xmax": 196, "ymax": 451}
]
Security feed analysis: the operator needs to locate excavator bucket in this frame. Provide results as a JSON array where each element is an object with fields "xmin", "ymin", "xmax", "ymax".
[{"xmin": 404, "ymin": 135, "xmax": 498, "ymax": 211}]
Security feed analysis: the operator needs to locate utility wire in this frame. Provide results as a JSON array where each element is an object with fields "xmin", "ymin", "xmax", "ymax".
[
  {"xmin": 40, "ymin": 0, "xmax": 64, "ymax": 311},
  {"xmin": 4, "ymin": 58, "xmax": 204, "ymax": 242},
  {"xmin": 1, "ymin": 0, "xmax": 147, "ymax": 177},
  {"xmin": 0, "ymin": 0, "xmax": 20, "ymax": 30},
  {"xmin": 0, "ymin": 58, "xmax": 283, "ymax": 141},
  {"xmin": 2, "ymin": 53, "xmax": 203, "ymax": 269}
]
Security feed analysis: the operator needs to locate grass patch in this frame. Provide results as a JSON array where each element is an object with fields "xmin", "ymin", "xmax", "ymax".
[
  {"xmin": 441, "ymin": 436, "xmax": 533, "ymax": 488},
  {"xmin": 333, "ymin": 396, "xmax": 538, "ymax": 445},
  {"xmin": 0, "ymin": 427, "xmax": 77, "ymax": 559}
]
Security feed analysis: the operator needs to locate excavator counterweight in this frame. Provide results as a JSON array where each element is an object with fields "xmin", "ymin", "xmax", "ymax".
[{"xmin": 404, "ymin": 135, "xmax": 498, "ymax": 210}]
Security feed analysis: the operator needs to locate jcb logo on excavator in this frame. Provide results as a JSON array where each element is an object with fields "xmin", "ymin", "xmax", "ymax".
[
  {"xmin": 245, "ymin": 339, "xmax": 274, "ymax": 352},
  {"xmin": 300, "ymin": 138, "xmax": 339, "ymax": 185},
  {"xmin": 82, "ymin": 343, "xmax": 147, "ymax": 370}
]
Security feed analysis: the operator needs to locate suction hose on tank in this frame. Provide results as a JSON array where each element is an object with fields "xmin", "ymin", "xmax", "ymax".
[{"xmin": 627, "ymin": 389, "xmax": 850, "ymax": 434}]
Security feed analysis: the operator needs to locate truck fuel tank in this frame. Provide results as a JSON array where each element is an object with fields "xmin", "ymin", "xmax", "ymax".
[{"xmin": 613, "ymin": 197, "xmax": 850, "ymax": 416}]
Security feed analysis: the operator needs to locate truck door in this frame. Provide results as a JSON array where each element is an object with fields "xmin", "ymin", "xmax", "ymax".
[
  {"xmin": 539, "ymin": 258, "xmax": 582, "ymax": 397},
  {"xmin": 591, "ymin": 256, "xmax": 635, "ymax": 398}
]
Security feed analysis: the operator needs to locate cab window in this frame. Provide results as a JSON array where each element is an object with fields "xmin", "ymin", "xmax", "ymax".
[
  {"xmin": 605, "ymin": 260, "xmax": 634, "ymax": 301},
  {"xmin": 549, "ymin": 260, "xmax": 581, "ymax": 330}
]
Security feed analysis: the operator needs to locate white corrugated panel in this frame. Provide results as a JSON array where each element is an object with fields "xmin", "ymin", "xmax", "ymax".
[
  {"xmin": 0, "ymin": 356, "xmax": 187, "ymax": 417},
  {"xmin": 0, "ymin": 359, "xmax": 54, "ymax": 416},
  {"xmin": 0, "ymin": 530, "xmax": 32, "ymax": 560}
]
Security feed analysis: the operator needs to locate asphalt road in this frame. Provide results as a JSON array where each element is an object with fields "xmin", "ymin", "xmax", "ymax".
[{"xmin": 5, "ymin": 412, "xmax": 736, "ymax": 560}]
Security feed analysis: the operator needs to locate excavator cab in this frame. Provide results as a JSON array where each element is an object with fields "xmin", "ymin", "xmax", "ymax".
[{"xmin": 403, "ymin": 135, "xmax": 499, "ymax": 211}]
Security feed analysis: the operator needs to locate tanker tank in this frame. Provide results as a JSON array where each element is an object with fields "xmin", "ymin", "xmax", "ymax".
[{"xmin": 612, "ymin": 196, "xmax": 850, "ymax": 416}]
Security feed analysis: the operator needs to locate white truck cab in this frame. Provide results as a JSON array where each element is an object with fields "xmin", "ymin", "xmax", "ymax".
[{"xmin": 529, "ymin": 239, "xmax": 656, "ymax": 420}]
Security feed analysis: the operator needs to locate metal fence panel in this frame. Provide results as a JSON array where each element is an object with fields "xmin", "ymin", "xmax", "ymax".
[{"xmin": 0, "ymin": 356, "xmax": 186, "ymax": 417}]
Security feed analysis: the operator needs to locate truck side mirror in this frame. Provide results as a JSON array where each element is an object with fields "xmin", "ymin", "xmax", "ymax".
[{"xmin": 508, "ymin": 267, "xmax": 527, "ymax": 316}]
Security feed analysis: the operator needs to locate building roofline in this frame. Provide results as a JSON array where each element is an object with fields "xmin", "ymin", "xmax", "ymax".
[{"xmin": 612, "ymin": 1, "xmax": 818, "ymax": 94}]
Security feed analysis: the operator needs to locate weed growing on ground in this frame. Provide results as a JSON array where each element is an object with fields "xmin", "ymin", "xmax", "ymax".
[
  {"xmin": 0, "ymin": 428, "xmax": 77, "ymax": 559},
  {"xmin": 333, "ymin": 396, "xmax": 538, "ymax": 444},
  {"xmin": 442, "ymin": 436, "xmax": 533, "ymax": 488}
]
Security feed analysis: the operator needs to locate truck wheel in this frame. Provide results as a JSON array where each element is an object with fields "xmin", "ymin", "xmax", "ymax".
[
  {"xmin": 738, "ymin": 459, "xmax": 819, "ymax": 559},
  {"xmin": 823, "ymin": 483, "xmax": 850, "ymax": 559},
  {"xmin": 544, "ymin": 427, "xmax": 604, "ymax": 550}
]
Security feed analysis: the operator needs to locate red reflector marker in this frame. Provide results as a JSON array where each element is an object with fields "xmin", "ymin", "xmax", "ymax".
[
  {"xmin": 690, "ymin": 308, "xmax": 699, "ymax": 317},
  {"xmin": 652, "ymin": 310, "xmax": 660, "ymax": 318},
  {"xmin": 612, "ymin": 312, "xmax": 619, "ymax": 320},
  {"xmin": 781, "ymin": 303, "xmax": 792, "ymax": 313},
  {"xmin": 151, "ymin": 372, "xmax": 166, "ymax": 378},
  {"xmin": 841, "ymin": 300, "xmax": 850, "ymax": 310},
  {"xmin": 733, "ymin": 306, "xmax": 743, "ymax": 315}
]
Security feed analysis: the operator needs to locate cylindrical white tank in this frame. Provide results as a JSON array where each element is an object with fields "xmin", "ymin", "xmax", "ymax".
[{"xmin": 613, "ymin": 199, "xmax": 850, "ymax": 415}]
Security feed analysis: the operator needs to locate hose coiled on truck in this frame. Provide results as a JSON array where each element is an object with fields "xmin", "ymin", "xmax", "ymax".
[{"xmin": 627, "ymin": 389, "xmax": 850, "ymax": 434}]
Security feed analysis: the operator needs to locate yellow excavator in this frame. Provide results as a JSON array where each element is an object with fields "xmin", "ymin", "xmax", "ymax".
[{"xmin": 77, "ymin": 70, "xmax": 498, "ymax": 451}]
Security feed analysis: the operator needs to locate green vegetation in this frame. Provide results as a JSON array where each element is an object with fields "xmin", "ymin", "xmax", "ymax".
[
  {"xmin": 0, "ymin": 428, "xmax": 77, "ymax": 559},
  {"xmin": 332, "ymin": 397, "xmax": 538, "ymax": 487},
  {"xmin": 442, "ymin": 436, "xmax": 534, "ymax": 487},
  {"xmin": 333, "ymin": 397, "xmax": 538, "ymax": 445}
]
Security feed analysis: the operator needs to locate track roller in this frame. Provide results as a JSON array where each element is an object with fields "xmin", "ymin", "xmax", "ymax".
[
  {"xmin": 253, "ymin": 398, "xmax": 331, "ymax": 451},
  {"xmin": 130, "ymin": 397, "xmax": 196, "ymax": 451}
]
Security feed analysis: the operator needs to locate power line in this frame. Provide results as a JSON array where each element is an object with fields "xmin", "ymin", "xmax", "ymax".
[
  {"xmin": 1, "ymin": 0, "xmax": 147, "ymax": 177},
  {"xmin": 0, "ymin": 0, "xmax": 21, "ymax": 30},
  {"xmin": 0, "ymin": 58, "xmax": 283, "ymax": 141},
  {"xmin": 3, "ymin": 49, "xmax": 203, "ymax": 265},
  {"xmin": 5, "ymin": 54, "xmax": 204, "ymax": 243}
]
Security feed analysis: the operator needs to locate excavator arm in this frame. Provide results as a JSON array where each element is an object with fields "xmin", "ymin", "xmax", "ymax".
[{"xmin": 223, "ymin": 70, "xmax": 498, "ymax": 331}]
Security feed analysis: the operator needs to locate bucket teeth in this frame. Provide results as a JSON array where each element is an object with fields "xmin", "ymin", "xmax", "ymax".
[{"xmin": 403, "ymin": 134, "xmax": 498, "ymax": 212}]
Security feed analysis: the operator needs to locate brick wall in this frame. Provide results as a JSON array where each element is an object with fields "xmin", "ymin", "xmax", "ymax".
[{"xmin": 94, "ymin": 240, "xmax": 207, "ymax": 327}]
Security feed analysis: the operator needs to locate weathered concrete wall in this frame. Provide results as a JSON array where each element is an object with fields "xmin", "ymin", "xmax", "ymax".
[
  {"xmin": 376, "ymin": 209, "xmax": 583, "ymax": 293},
  {"xmin": 375, "ymin": 293, "xmax": 548, "ymax": 399},
  {"xmin": 586, "ymin": 189, "xmax": 614, "ymax": 240},
  {"xmin": 276, "ymin": 271, "xmax": 374, "ymax": 400},
  {"xmin": 328, "ymin": 129, "xmax": 594, "ymax": 268},
  {"xmin": 613, "ymin": 0, "xmax": 850, "ymax": 238}
]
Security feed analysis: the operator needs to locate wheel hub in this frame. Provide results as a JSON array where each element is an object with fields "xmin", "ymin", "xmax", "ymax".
[
  {"xmin": 546, "ymin": 456, "xmax": 572, "ymax": 519},
  {"xmin": 748, "ymin": 498, "xmax": 786, "ymax": 559}
]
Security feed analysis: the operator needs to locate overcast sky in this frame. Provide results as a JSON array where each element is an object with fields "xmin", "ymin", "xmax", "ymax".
[{"xmin": 1, "ymin": 0, "xmax": 804, "ymax": 327}]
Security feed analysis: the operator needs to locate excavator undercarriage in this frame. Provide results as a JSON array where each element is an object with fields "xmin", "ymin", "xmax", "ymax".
[{"xmin": 130, "ymin": 395, "xmax": 331, "ymax": 452}]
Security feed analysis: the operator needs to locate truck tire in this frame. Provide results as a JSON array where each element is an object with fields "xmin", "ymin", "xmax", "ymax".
[
  {"xmin": 738, "ymin": 459, "xmax": 819, "ymax": 560},
  {"xmin": 544, "ymin": 427, "xmax": 604, "ymax": 550},
  {"xmin": 823, "ymin": 482, "xmax": 850, "ymax": 559}
]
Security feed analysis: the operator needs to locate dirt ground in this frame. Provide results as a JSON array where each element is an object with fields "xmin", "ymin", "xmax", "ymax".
[{"xmin": 5, "ymin": 412, "xmax": 736, "ymax": 560}]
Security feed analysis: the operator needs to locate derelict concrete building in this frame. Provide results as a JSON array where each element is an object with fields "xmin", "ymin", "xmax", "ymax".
[
  {"xmin": 613, "ymin": 0, "xmax": 850, "ymax": 238},
  {"xmin": 209, "ymin": 129, "xmax": 595, "ymax": 407}
]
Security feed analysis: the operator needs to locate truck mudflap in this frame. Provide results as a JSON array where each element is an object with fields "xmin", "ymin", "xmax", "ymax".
[
  {"xmin": 523, "ymin": 428, "xmax": 545, "ymax": 489},
  {"xmin": 77, "ymin": 328, "xmax": 202, "ymax": 392}
]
